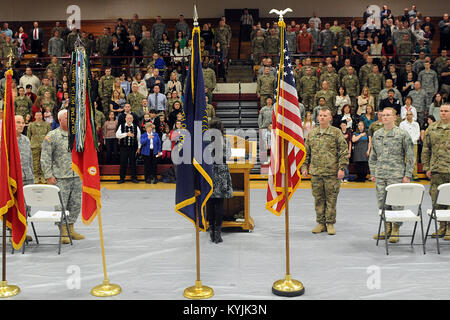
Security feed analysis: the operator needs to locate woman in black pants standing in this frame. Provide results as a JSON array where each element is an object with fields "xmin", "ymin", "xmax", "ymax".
[{"xmin": 207, "ymin": 117, "xmax": 233, "ymax": 243}]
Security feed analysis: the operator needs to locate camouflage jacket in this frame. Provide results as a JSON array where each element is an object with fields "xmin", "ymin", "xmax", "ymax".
[
  {"xmin": 422, "ymin": 121, "xmax": 450, "ymax": 173},
  {"xmin": 369, "ymin": 126, "xmax": 415, "ymax": 179},
  {"xmin": 302, "ymin": 125, "xmax": 349, "ymax": 176}
]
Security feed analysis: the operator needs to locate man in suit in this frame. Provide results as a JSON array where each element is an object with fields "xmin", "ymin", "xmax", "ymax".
[
  {"xmin": 126, "ymin": 34, "xmax": 142, "ymax": 78},
  {"xmin": 108, "ymin": 35, "xmax": 123, "ymax": 77},
  {"xmin": 29, "ymin": 21, "xmax": 44, "ymax": 57}
]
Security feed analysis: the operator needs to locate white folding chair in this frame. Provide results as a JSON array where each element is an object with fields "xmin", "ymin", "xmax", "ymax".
[
  {"xmin": 23, "ymin": 185, "xmax": 72, "ymax": 254},
  {"xmin": 424, "ymin": 183, "xmax": 450, "ymax": 254},
  {"xmin": 376, "ymin": 183, "xmax": 426, "ymax": 255}
]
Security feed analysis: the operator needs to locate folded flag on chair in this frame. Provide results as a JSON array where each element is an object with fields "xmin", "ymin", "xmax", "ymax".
[
  {"xmin": 0, "ymin": 69, "xmax": 27, "ymax": 249},
  {"xmin": 69, "ymin": 45, "xmax": 101, "ymax": 225}
]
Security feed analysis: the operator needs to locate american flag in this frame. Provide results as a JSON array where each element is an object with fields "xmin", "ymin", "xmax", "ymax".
[{"xmin": 266, "ymin": 27, "xmax": 306, "ymax": 216}]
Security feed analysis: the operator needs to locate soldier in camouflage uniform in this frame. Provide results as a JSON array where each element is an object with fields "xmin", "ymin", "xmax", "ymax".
[
  {"xmin": 433, "ymin": 50, "xmax": 448, "ymax": 76},
  {"xmin": 98, "ymin": 68, "xmax": 115, "ymax": 116},
  {"xmin": 37, "ymin": 78, "xmax": 57, "ymax": 102},
  {"xmin": 368, "ymin": 111, "xmax": 384, "ymax": 139},
  {"xmin": 66, "ymin": 28, "xmax": 79, "ymax": 54},
  {"xmin": 264, "ymin": 28, "xmax": 279, "ymax": 64},
  {"xmin": 421, "ymin": 104, "xmax": 450, "ymax": 239},
  {"xmin": 1, "ymin": 36, "xmax": 18, "ymax": 61},
  {"xmin": 202, "ymin": 61, "xmax": 217, "ymax": 103},
  {"xmin": 320, "ymin": 64, "xmax": 340, "ymax": 93},
  {"xmin": 14, "ymin": 87, "xmax": 33, "ymax": 118},
  {"xmin": 319, "ymin": 23, "xmax": 335, "ymax": 55},
  {"xmin": 16, "ymin": 115, "xmax": 34, "ymax": 186},
  {"xmin": 338, "ymin": 58, "xmax": 352, "ymax": 81},
  {"xmin": 127, "ymin": 82, "xmax": 147, "ymax": 115},
  {"xmin": 40, "ymin": 109, "xmax": 84, "ymax": 244},
  {"xmin": 251, "ymin": 30, "xmax": 265, "ymax": 65},
  {"xmin": 418, "ymin": 61, "xmax": 439, "ymax": 105},
  {"xmin": 302, "ymin": 107, "xmax": 349, "ymax": 235},
  {"xmin": 140, "ymin": 31, "xmax": 156, "ymax": 66},
  {"xmin": 46, "ymin": 56, "xmax": 64, "ymax": 84},
  {"xmin": 151, "ymin": 16, "xmax": 168, "ymax": 42},
  {"xmin": 96, "ymin": 28, "xmax": 112, "ymax": 67},
  {"xmin": 358, "ymin": 54, "xmax": 374, "ymax": 88},
  {"xmin": 397, "ymin": 34, "xmax": 414, "ymax": 65},
  {"xmin": 215, "ymin": 20, "xmax": 232, "ymax": 59},
  {"xmin": 299, "ymin": 58, "xmax": 318, "ymax": 79},
  {"xmin": 365, "ymin": 65, "xmax": 385, "ymax": 109},
  {"xmin": 258, "ymin": 96, "xmax": 274, "ymax": 129},
  {"xmin": 369, "ymin": 107, "xmax": 415, "ymax": 243},
  {"xmin": 27, "ymin": 111, "xmax": 51, "ymax": 184},
  {"xmin": 407, "ymin": 81, "xmax": 428, "ymax": 126},
  {"xmin": 298, "ymin": 67, "xmax": 319, "ymax": 112},
  {"xmin": 314, "ymin": 81, "xmax": 337, "ymax": 115},
  {"xmin": 256, "ymin": 66, "xmax": 276, "ymax": 108},
  {"xmin": 341, "ymin": 66, "xmax": 360, "ymax": 113}
]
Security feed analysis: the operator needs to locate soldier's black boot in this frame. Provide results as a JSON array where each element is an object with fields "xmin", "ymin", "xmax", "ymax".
[
  {"xmin": 214, "ymin": 226, "xmax": 223, "ymax": 244},
  {"xmin": 209, "ymin": 224, "xmax": 215, "ymax": 242}
]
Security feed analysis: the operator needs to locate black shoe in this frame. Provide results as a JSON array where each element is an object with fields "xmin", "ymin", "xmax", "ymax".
[
  {"xmin": 152, "ymin": 179, "xmax": 158, "ymax": 184},
  {"xmin": 117, "ymin": 180, "xmax": 125, "ymax": 184},
  {"xmin": 132, "ymin": 179, "xmax": 139, "ymax": 184},
  {"xmin": 214, "ymin": 231, "xmax": 223, "ymax": 244},
  {"xmin": 145, "ymin": 179, "xmax": 152, "ymax": 184}
]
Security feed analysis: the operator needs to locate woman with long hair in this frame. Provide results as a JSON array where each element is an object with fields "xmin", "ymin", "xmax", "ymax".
[
  {"xmin": 429, "ymin": 92, "xmax": 443, "ymax": 120},
  {"xmin": 207, "ymin": 117, "xmax": 233, "ymax": 243},
  {"xmin": 359, "ymin": 104, "xmax": 377, "ymax": 130},
  {"xmin": 351, "ymin": 121, "xmax": 370, "ymax": 182},
  {"xmin": 357, "ymin": 86, "xmax": 374, "ymax": 116}
]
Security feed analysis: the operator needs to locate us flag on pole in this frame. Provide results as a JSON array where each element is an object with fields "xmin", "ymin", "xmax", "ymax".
[{"xmin": 265, "ymin": 25, "xmax": 306, "ymax": 216}]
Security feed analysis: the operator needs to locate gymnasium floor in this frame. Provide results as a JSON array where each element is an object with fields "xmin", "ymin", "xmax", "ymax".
[{"xmin": 3, "ymin": 180, "xmax": 449, "ymax": 300}]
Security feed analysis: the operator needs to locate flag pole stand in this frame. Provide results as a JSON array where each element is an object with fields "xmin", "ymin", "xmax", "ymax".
[
  {"xmin": 91, "ymin": 210, "xmax": 121, "ymax": 297},
  {"xmin": 0, "ymin": 219, "xmax": 20, "ymax": 298},
  {"xmin": 184, "ymin": 198, "xmax": 214, "ymax": 299},
  {"xmin": 272, "ymin": 141, "xmax": 304, "ymax": 297}
]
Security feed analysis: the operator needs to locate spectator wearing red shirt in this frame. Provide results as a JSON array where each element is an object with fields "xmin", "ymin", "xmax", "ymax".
[{"xmin": 297, "ymin": 26, "xmax": 314, "ymax": 54}]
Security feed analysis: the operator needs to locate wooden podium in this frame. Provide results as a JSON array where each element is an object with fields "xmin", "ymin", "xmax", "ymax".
[{"xmin": 221, "ymin": 135, "xmax": 256, "ymax": 231}]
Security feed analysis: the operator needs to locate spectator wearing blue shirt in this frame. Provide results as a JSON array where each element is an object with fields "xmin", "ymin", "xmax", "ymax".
[
  {"xmin": 147, "ymin": 85, "xmax": 167, "ymax": 113},
  {"xmin": 140, "ymin": 122, "xmax": 162, "ymax": 184}
]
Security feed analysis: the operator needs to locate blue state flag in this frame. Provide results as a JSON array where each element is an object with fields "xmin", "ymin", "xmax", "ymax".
[{"xmin": 175, "ymin": 27, "xmax": 213, "ymax": 231}]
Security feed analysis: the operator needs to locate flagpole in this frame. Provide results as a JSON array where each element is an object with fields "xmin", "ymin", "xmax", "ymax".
[
  {"xmin": 0, "ymin": 58, "xmax": 21, "ymax": 298},
  {"xmin": 183, "ymin": 195, "xmax": 214, "ymax": 299},
  {"xmin": 90, "ymin": 209, "xmax": 121, "ymax": 297},
  {"xmin": 270, "ymin": 8, "xmax": 305, "ymax": 297}
]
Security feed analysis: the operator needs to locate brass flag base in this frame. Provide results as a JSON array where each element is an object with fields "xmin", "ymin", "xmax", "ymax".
[
  {"xmin": 272, "ymin": 275, "xmax": 305, "ymax": 297},
  {"xmin": 0, "ymin": 281, "xmax": 20, "ymax": 298},
  {"xmin": 91, "ymin": 279, "xmax": 122, "ymax": 297},
  {"xmin": 184, "ymin": 280, "xmax": 214, "ymax": 300}
]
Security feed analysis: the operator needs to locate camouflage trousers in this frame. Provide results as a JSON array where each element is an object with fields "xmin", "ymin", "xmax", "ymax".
[
  {"xmin": 302, "ymin": 94, "xmax": 315, "ymax": 112},
  {"xmin": 375, "ymin": 177, "xmax": 404, "ymax": 226},
  {"xmin": 55, "ymin": 177, "xmax": 82, "ymax": 225},
  {"xmin": 429, "ymin": 173, "xmax": 450, "ymax": 210},
  {"xmin": 31, "ymin": 147, "xmax": 44, "ymax": 183},
  {"xmin": 310, "ymin": 175, "xmax": 341, "ymax": 224}
]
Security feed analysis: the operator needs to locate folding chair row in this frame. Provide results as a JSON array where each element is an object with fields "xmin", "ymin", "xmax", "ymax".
[{"xmin": 376, "ymin": 183, "xmax": 450, "ymax": 255}]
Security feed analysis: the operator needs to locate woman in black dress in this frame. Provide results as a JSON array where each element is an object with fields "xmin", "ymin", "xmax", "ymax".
[{"xmin": 351, "ymin": 121, "xmax": 370, "ymax": 182}]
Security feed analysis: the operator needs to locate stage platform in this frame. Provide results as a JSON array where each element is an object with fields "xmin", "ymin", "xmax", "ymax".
[{"xmin": 2, "ymin": 181, "xmax": 447, "ymax": 300}]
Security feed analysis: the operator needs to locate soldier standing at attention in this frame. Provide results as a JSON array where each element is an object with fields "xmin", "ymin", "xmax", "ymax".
[
  {"xmin": 256, "ymin": 66, "xmax": 276, "ymax": 108},
  {"xmin": 98, "ymin": 67, "xmax": 115, "ymax": 116},
  {"xmin": 215, "ymin": 19, "xmax": 232, "ymax": 60},
  {"xmin": 365, "ymin": 65, "xmax": 385, "ymax": 109},
  {"xmin": 298, "ymin": 67, "xmax": 320, "ymax": 112},
  {"xmin": 258, "ymin": 96, "xmax": 274, "ymax": 129},
  {"xmin": 202, "ymin": 59, "xmax": 217, "ymax": 104},
  {"xmin": 27, "ymin": 111, "xmax": 51, "ymax": 183},
  {"xmin": 302, "ymin": 108, "xmax": 349, "ymax": 235},
  {"xmin": 14, "ymin": 86, "xmax": 33, "ymax": 118},
  {"xmin": 369, "ymin": 107, "xmax": 415, "ymax": 243},
  {"xmin": 96, "ymin": 27, "xmax": 112, "ymax": 67},
  {"xmin": 40, "ymin": 109, "xmax": 84, "ymax": 244},
  {"xmin": 314, "ymin": 81, "xmax": 336, "ymax": 115},
  {"xmin": 422, "ymin": 104, "xmax": 450, "ymax": 239},
  {"xmin": 341, "ymin": 66, "xmax": 360, "ymax": 113}
]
